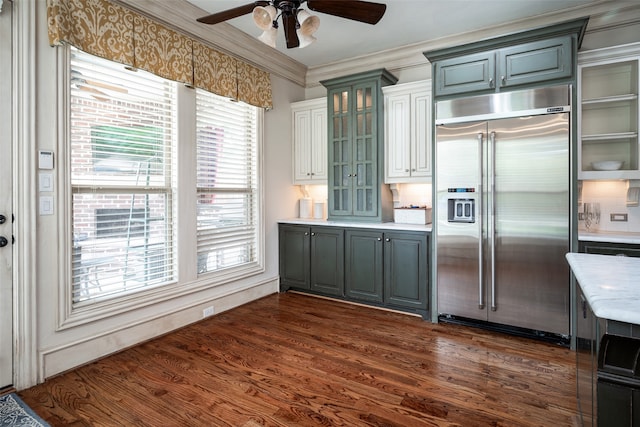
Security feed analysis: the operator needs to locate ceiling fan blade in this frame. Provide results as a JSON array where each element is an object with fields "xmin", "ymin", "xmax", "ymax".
[
  {"xmin": 306, "ymin": 0, "xmax": 386, "ymax": 25},
  {"xmin": 196, "ymin": 1, "xmax": 268, "ymax": 25},
  {"xmin": 282, "ymin": 13, "xmax": 300, "ymax": 49}
]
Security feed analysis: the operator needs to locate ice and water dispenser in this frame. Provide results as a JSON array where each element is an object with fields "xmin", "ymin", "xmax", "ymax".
[{"xmin": 447, "ymin": 188, "xmax": 475, "ymax": 223}]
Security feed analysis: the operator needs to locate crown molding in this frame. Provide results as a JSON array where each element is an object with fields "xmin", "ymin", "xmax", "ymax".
[{"xmin": 306, "ymin": 0, "xmax": 638, "ymax": 89}]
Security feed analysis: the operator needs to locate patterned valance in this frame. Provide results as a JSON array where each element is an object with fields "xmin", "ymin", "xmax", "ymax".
[{"xmin": 46, "ymin": 0, "xmax": 273, "ymax": 109}]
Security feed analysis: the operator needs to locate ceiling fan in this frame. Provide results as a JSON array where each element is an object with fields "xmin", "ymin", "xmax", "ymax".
[{"xmin": 196, "ymin": 1, "xmax": 387, "ymax": 49}]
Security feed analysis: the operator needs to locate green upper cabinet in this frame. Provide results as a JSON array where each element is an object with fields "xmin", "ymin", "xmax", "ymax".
[
  {"xmin": 434, "ymin": 51, "xmax": 496, "ymax": 96},
  {"xmin": 321, "ymin": 69, "xmax": 398, "ymax": 222},
  {"xmin": 426, "ymin": 17, "xmax": 589, "ymax": 98},
  {"xmin": 498, "ymin": 37, "xmax": 572, "ymax": 89}
]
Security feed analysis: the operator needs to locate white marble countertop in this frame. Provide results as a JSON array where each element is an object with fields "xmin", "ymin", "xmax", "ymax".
[
  {"xmin": 566, "ymin": 252, "xmax": 640, "ymax": 325},
  {"xmin": 579, "ymin": 231, "xmax": 640, "ymax": 244},
  {"xmin": 278, "ymin": 218, "xmax": 432, "ymax": 232}
]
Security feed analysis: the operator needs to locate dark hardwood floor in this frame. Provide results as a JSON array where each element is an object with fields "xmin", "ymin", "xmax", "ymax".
[{"xmin": 19, "ymin": 292, "xmax": 579, "ymax": 426}]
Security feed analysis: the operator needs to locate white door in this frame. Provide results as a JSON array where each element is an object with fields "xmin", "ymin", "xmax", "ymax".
[{"xmin": 0, "ymin": 0, "xmax": 14, "ymax": 389}]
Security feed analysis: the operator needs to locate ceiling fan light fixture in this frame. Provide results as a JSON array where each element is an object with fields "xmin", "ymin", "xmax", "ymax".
[
  {"xmin": 258, "ymin": 26, "xmax": 278, "ymax": 48},
  {"xmin": 297, "ymin": 9, "xmax": 320, "ymax": 37},
  {"xmin": 198, "ymin": 0, "xmax": 386, "ymax": 49},
  {"xmin": 253, "ymin": 5, "xmax": 277, "ymax": 30}
]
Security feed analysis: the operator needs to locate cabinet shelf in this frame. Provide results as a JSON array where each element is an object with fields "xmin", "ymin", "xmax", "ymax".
[
  {"xmin": 582, "ymin": 93, "xmax": 638, "ymax": 106},
  {"xmin": 582, "ymin": 132, "xmax": 638, "ymax": 142}
]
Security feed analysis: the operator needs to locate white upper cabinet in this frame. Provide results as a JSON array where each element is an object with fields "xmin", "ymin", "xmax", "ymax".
[
  {"xmin": 578, "ymin": 43, "xmax": 640, "ymax": 180},
  {"xmin": 291, "ymin": 98, "xmax": 327, "ymax": 184},
  {"xmin": 383, "ymin": 81, "xmax": 432, "ymax": 183}
]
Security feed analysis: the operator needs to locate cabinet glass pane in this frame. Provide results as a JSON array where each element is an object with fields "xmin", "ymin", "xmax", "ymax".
[
  {"xmin": 341, "ymin": 165, "xmax": 350, "ymax": 185},
  {"xmin": 341, "ymin": 189, "xmax": 349, "ymax": 209},
  {"xmin": 342, "ymin": 116, "xmax": 348, "ymax": 137},
  {"xmin": 357, "ymin": 89, "xmax": 363, "ymax": 111},
  {"xmin": 332, "ymin": 116, "xmax": 340, "ymax": 138},
  {"xmin": 333, "ymin": 93, "xmax": 340, "ymax": 114},
  {"xmin": 582, "ymin": 61, "xmax": 638, "ymax": 100},
  {"xmin": 342, "ymin": 140, "xmax": 350, "ymax": 163}
]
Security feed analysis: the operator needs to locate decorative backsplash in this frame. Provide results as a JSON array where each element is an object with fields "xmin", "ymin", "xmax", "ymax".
[{"xmin": 580, "ymin": 180, "xmax": 640, "ymax": 233}]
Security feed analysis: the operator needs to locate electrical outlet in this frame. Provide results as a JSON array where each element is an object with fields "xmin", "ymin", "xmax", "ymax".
[
  {"xmin": 610, "ymin": 213, "xmax": 628, "ymax": 222},
  {"xmin": 203, "ymin": 306, "xmax": 215, "ymax": 318}
]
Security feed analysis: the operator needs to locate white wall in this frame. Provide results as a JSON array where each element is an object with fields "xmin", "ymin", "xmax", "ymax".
[{"xmin": 26, "ymin": 0, "xmax": 303, "ymax": 383}]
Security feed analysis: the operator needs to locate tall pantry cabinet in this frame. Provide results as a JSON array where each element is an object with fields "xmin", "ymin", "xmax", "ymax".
[{"xmin": 321, "ymin": 69, "xmax": 398, "ymax": 222}]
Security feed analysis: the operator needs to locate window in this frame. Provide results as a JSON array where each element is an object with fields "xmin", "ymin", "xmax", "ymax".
[
  {"xmin": 70, "ymin": 47, "xmax": 176, "ymax": 304},
  {"xmin": 195, "ymin": 90, "xmax": 260, "ymax": 274}
]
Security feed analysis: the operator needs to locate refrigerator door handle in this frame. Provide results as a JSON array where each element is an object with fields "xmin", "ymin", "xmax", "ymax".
[
  {"xmin": 477, "ymin": 132, "xmax": 485, "ymax": 310},
  {"xmin": 489, "ymin": 131, "xmax": 497, "ymax": 312}
]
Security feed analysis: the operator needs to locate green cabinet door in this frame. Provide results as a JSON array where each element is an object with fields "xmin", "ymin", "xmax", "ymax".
[
  {"xmin": 383, "ymin": 231, "xmax": 428, "ymax": 312},
  {"xmin": 310, "ymin": 227, "xmax": 344, "ymax": 296},
  {"xmin": 498, "ymin": 37, "xmax": 572, "ymax": 89},
  {"xmin": 345, "ymin": 229, "xmax": 383, "ymax": 303},
  {"xmin": 434, "ymin": 51, "xmax": 495, "ymax": 97},
  {"xmin": 278, "ymin": 224, "xmax": 310, "ymax": 291}
]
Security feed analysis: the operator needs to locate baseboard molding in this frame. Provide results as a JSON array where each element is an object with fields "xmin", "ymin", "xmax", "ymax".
[{"xmin": 38, "ymin": 279, "xmax": 278, "ymax": 383}]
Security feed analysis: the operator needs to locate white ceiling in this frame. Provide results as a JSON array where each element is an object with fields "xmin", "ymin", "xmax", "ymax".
[{"xmin": 186, "ymin": 0, "xmax": 601, "ymax": 68}]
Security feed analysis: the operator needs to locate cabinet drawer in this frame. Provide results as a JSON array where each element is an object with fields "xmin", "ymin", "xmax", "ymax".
[
  {"xmin": 579, "ymin": 241, "xmax": 640, "ymax": 257},
  {"xmin": 498, "ymin": 37, "xmax": 572, "ymax": 88},
  {"xmin": 434, "ymin": 51, "xmax": 495, "ymax": 97}
]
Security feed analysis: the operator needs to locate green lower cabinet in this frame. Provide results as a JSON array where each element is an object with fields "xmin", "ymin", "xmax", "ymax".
[
  {"xmin": 310, "ymin": 227, "xmax": 345, "ymax": 296},
  {"xmin": 345, "ymin": 230, "xmax": 384, "ymax": 303},
  {"xmin": 279, "ymin": 224, "xmax": 310, "ymax": 290},
  {"xmin": 279, "ymin": 224, "xmax": 429, "ymax": 317},
  {"xmin": 383, "ymin": 232, "xmax": 428, "ymax": 313},
  {"xmin": 278, "ymin": 224, "xmax": 344, "ymax": 296},
  {"xmin": 345, "ymin": 228, "xmax": 429, "ymax": 316}
]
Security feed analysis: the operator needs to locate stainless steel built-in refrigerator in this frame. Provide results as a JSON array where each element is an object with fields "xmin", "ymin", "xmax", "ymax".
[{"xmin": 435, "ymin": 85, "xmax": 571, "ymax": 337}]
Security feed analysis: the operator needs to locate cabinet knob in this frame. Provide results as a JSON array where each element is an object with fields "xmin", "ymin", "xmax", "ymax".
[
  {"xmin": 405, "ymin": 169, "xmax": 410, "ymax": 172},
  {"xmin": 489, "ymin": 77, "xmax": 494, "ymax": 88},
  {"xmin": 411, "ymin": 168, "xmax": 416, "ymax": 172},
  {"xmin": 377, "ymin": 237, "xmax": 382, "ymax": 241},
  {"xmin": 311, "ymin": 232, "xmax": 316, "ymax": 236},
  {"xmin": 304, "ymin": 232, "xmax": 309, "ymax": 236},
  {"xmin": 307, "ymin": 173, "xmax": 311, "ymax": 176},
  {"xmin": 501, "ymin": 75, "xmax": 506, "ymax": 85},
  {"xmin": 385, "ymin": 238, "xmax": 390, "ymax": 242},
  {"xmin": 353, "ymin": 174, "xmax": 357, "ymax": 177}
]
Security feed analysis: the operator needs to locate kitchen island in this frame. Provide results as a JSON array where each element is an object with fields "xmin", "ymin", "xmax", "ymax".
[{"xmin": 566, "ymin": 253, "xmax": 640, "ymax": 427}]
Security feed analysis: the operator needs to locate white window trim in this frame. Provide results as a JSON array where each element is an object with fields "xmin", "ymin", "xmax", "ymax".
[{"xmin": 55, "ymin": 47, "xmax": 265, "ymax": 330}]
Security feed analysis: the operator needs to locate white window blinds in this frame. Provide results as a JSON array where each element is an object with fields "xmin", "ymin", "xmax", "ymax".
[
  {"xmin": 195, "ymin": 89, "xmax": 259, "ymax": 275},
  {"xmin": 70, "ymin": 47, "xmax": 176, "ymax": 304}
]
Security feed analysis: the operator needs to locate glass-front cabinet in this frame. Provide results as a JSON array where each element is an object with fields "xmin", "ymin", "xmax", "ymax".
[
  {"xmin": 578, "ymin": 44, "xmax": 640, "ymax": 180},
  {"xmin": 322, "ymin": 69, "xmax": 397, "ymax": 222}
]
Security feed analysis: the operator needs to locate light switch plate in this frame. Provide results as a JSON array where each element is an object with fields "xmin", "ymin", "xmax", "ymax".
[
  {"xmin": 39, "ymin": 196, "xmax": 54, "ymax": 215},
  {"xmin": 39, "ymin": 172, "xmax": 53, "ymax": 192}
]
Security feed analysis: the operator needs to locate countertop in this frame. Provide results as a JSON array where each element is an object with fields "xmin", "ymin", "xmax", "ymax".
[
  {"xmin": 278, "ymin": 218, "xmax": 432, "ymax": 232},
  {"xmin": 566, "ymin": 253, "xmax": 640, "ymax": 325},
  {"xmin": 579, "ymin": 231, "xmax": 640, "ymax": 244}
]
